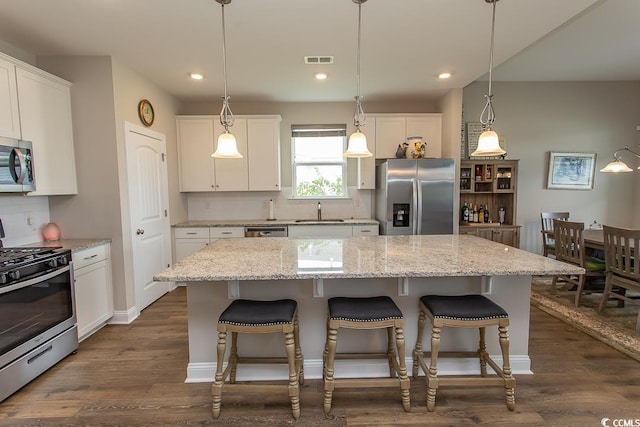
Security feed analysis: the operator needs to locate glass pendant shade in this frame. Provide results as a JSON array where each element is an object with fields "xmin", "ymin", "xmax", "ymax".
[
  {"xmin": 212, "ymin": 131, "xmax": 242, "ymax": 158},
  {"xmin": 471, "ymin": 130, "xmax": 505, "ymax": 157},
  {"xmin": 600, "ymin": 160, "xmax": 633, "ymax": 173},
  {"xmin": 345, "ymin": 131, "xmax": 372, "ymax": 158}
]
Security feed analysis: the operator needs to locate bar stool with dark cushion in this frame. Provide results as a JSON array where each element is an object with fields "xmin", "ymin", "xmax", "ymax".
[
  {"xmin": 412, "ymin": 294, "xmax": 515, "ymax": 411},
  {"xmin": 323, "ymin": 296, "xmax": 410, "ymax": 414},
  {"xmin": 212, "ymin": 299, "xmax": 303, "ymax": 420}
]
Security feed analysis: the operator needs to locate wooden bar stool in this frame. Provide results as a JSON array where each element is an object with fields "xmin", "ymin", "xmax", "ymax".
[
  {"xmin": 212, "ymin": 299, "xmax": 304, "ymax": 420},
  {"xmin": 412, "ymin": 294, "xmax": 515, "ymax": 411},
  {"xmin": 323, "ymin": 296, "xmax": 410, "ymax": 414}
]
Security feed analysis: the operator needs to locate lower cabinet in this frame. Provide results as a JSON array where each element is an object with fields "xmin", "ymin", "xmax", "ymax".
[
  {"xmin": 73, "ymin": 243, "xmax": 113, "ymax": 341},
  {"xmin": 460, "ymin": 225, "xmax": 520, "ymax": 248},
  {"xmin": 173, "ymin": 226, "xmax": 244, "ymax": 263},
  {"xmin": 288, "ymin": 224, "xmax": 379, "ymax": 238}
]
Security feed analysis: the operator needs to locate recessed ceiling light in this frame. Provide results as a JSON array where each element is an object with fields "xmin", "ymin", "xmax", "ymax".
[
  {"xmin": 314, "ymin": 73, "xmax": 328, "ymax": 80},
  {"xmin": 438, "ymin": 72, "xmax": 452, "ymax": 79},
  {"xmin": 190, "ymin": 73, "xmax": 204, "ymax": 80}
]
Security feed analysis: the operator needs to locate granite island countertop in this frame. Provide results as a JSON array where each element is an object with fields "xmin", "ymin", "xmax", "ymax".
[
  {"xmin": 173, "ymin": 218, "xmax": 378, "ymax": 227},
  {"xmin": 154, "ymin": 234, "xmax": 583, "ymax": 282}
]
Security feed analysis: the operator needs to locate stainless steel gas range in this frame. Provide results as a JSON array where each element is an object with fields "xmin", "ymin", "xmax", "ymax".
[{"xmin": 0, "ymin": 246, "xmax": 78, "ymax": 402}]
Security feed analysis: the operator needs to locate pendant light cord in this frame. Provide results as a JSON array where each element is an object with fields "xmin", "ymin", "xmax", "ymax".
[
  {"xmin": 353, "ymin": 0, "xmax": 366, "ymax": 131},
  {"xmin": 219, "ymin": 1, "xmax": 234, "ymax": 132},
  {"xmin": 480, "ymin": 0, "xmax": 497, "ymax": 130}
]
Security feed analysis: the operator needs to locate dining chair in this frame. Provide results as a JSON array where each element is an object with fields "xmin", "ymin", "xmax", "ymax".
[
  {"xmin": 540, "ymin": 212, "xmax": 570, "ymax": 257},
  {"xmin": 552, "ymin": 219, "xmax": 606, "ymax": 307},
  {"xmin": 597, "ymin": 225, "xmax": 640, "ymax": 333}
]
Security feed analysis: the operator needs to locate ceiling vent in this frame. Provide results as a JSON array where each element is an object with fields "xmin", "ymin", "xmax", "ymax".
[{"xmin": 304, "ymin": 56, "xmax": 334, "ymax": 65}]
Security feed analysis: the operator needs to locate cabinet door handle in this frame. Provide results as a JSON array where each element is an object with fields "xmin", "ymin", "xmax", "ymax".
[
  {"xmin": 83, "ymin": 254, "xmax": 99, "ymax": 260},
  {"xmin": 136, "ymin": 229, "xmax": 145, "ymax": 235}
]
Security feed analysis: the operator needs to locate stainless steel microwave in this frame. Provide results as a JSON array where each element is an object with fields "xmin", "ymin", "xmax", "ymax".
[{"xmin": 0, "ymin": 137, "xmax": 35, "ymax": 193}]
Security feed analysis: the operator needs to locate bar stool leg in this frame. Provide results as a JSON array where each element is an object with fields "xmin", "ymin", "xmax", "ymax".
[
  {"xmin": 412, "ymin": 308, "xmax": 426, "ymax": 379},
  {"xmin": 294, "ymin": 313, "xmax": 304, "ymax": 385},
  {"xmin": 426, "ymin": 324, "xmax": 441, "ymax": 412},
  {"xmin": 386, "ymin": 327, "xmax": 396, "ymax": 378},
  {"xmin": 323, "ymin": 325, "xmax": 338, "ymax": 414},
  {"xmin": 395, "ymin": 325, "xmax": 411, "ymax": 412},
  {"xmin": 212, "ymin": 330, "xmax": 227, "ymax": 419},
  {"xmin": 479, "ymin": 327, "xmax": 488, "ymax": 377},
  {"xmin": 229, "ymin": 332, "xmax": 238, "ymax": 383},
  {"xmin": 284, "ymin": 330, "xmax": 301, "ymax": 420},
  {"xmin": 498, "ymin": 324, "xmax": 516, "ymax": 411}
]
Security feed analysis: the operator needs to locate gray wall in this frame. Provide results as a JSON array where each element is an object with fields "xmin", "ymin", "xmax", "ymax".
[{"xmin": 463, "ymin": 81, "xmax": 640, "ymax": 253}]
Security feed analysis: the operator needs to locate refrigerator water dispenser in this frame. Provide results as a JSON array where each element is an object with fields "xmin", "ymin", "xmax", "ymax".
[{"xmin": 393, "ymin": 203, "xmax": 410, "ymax": 227}]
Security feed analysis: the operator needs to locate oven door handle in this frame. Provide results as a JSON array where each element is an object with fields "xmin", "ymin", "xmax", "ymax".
[{"xmin": 0, "ymin": 265, "xmax": 71, "ymax": 295}]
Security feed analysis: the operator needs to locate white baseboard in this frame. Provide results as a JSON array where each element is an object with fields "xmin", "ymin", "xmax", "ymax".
[
  {"xmin": 108, "ymin": 306, "xmax": 139, "ymax": 325},
  {"xmin": 185, "ymin": 355, "xmax": 531, "ymax": 383}
]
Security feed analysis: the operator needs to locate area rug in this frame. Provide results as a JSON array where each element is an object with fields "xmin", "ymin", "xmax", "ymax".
[{"xmin": 530, "ymin": 276, "xmax": 640, "ymax": 362}]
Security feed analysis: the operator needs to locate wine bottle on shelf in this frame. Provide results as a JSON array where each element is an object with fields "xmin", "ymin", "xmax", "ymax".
[
  {"xmin": 484, "ymin": 205, "xmax": 490, "ymax": 223},
  {"xmin": 472, "ymin": 205, "xmax": 479, "ymax": 223},
  {"xmin": 478, "ymin": 205, "xmax": 485, "ymax": 223},
  {"xmin": 462, "ymin": 202, "xmax": 469, "ymax": 223}
]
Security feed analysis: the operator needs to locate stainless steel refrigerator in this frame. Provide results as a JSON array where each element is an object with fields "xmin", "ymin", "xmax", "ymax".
[{"xmin": 375, "ymin": 159, "xmax": 455, "ymax": 235}]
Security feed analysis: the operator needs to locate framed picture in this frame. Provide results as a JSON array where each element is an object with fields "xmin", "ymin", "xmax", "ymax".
[{"xmin": 547, "ymin": 152, "xmax": 597, "ymax": 190}]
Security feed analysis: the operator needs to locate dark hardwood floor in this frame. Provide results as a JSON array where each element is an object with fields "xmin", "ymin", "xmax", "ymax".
[{"xmin": 1, "ymin": 286, "xmax": 639, "ymax": 426}]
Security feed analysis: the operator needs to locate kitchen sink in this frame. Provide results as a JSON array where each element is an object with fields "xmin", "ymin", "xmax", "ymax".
[{"xmin": 294, "ymin": 219, "xmax": 345, "ymax": 223}]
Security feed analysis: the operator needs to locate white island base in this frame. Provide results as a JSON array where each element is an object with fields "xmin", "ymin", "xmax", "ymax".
[{"xmin": 184, "ymin": 275, "xmax": 533, "ymax": 383}]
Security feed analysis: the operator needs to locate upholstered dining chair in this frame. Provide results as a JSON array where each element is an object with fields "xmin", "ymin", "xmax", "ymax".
[
  {"xmin": 597, "ymin": 225, "xmax": 640, "ymax": 333},
  {"xmin": 540, "ymin": 212, "xmax": 570, "ymax": 257},
  {"xmin": 552, "ymin": 219, "xmax": 606, "ymax": 307}
]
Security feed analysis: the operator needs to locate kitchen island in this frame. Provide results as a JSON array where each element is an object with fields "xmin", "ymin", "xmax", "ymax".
[{"xmin": 154, "ymin": 234, "xmax": 582, "ymax": 383}]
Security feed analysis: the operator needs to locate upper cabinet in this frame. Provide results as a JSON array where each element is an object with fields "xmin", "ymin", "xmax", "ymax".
[
  {"xmin": 356, "ymin": 113, "xmax": 443, "ymax": 190},
  {"xmin": 0, "ymin": 57, "xmax": 21, "ymax": 139},
  {"xmin": 177, "ymin": 115, "xmax": 281, "ymax": 192},
  {"xmin": 1, "ymin": 52, "xmax": 78, "ymax": 196},
  {"xmin": 247, "ymin": 117, "xmax": 282, "ymax": 191},
  {"xmin": 374, "ymin": 114, "xmax": 442, "ymax": 159}
]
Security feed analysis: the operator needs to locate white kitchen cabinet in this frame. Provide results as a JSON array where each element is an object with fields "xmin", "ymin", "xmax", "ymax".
[
  {"xmin": 210, "ymin": 227, "xmax": 244, "ymax": 239},
  {"xmin": 357, "ymin": 119, "xmax": 376, "ymax": 190},
  {"xmin": 73, "ymin": 243, "xmax": 113, "ymax": 342},
  {"xmin": 174, "ymin": 226, "xmax": 244, "ymax": 265},
  {"xmin": 247, "ymin": 117, "xmax": 282, "ymax": 191},
  {"xmin": 352, "ymin": 225, "xmax": 379, "ymax": 236},
  {"xmin": 177, "ymin": 115, "xmax": 282, "ymax": 193},
  {"xmin": 176, "ymin": 117, "xmax": 215, "ymax": 191},
  {"xmin": 373, "ymin": 114, "xmax": 442, "ymax": 160},
  {"xmin": 0, "ymin": 56, "xmax": 21, "ymax": 139},
  {"xmin": 174, "ymin": 227, "xmax": 210, "ymax": 262},
  {"xmin": 213, "ymin": 119, "xmax": 248, "ymax": 191},
  {"xmin": 16, "ymin": 67, "xmax": 77, "ymax": 195}
]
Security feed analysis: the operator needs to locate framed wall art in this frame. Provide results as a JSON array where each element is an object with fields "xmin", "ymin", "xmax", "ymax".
[{"xmin": 546, "ymin": 152, "xmax": 597, "ymax": 190}]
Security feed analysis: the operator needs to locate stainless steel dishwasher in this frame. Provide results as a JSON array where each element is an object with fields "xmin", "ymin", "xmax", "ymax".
[{"xmin": 244, "ymin": 226, "xmax": 288, "ymax": 238}]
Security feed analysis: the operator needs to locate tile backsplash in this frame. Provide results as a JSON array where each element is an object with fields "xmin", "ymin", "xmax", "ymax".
[
  {"xmin": 187, "ymin": 187, "xmax": 373, "ymax": 221},
  {"xmin": 0, "ymin": 195, "xmax": 50, "ymax": 246}
]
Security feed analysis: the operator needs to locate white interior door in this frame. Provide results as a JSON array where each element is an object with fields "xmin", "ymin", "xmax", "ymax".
[{"xmin": 125, "ymin": 123, "xmax": 171, "ymax": 311}]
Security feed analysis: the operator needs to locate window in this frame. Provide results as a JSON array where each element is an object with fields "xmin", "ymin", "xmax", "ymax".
[{"xmin": 292, "ymin": 124, "xmax": 347, "ymax": 198}]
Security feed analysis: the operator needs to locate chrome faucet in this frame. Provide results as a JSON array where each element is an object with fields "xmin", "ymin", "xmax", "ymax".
[{"xmin": 317, "ymin": 202, "xmax": 322, "ymax": 221}]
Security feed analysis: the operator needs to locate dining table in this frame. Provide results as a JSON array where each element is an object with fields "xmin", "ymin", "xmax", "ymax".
[{"xmin": 584, "ymin": 229, "xmax": 604, "ymax": 252}]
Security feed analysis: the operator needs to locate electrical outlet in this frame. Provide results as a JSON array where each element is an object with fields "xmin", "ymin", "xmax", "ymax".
[{"xmin": 24, "ymin": 212, "xmax": 33, "ymax": 226}]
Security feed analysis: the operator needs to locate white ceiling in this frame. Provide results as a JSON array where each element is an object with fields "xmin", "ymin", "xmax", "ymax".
[{"xmin": 0, "ymin": 0, "xmax": 636, "ymax": 103}]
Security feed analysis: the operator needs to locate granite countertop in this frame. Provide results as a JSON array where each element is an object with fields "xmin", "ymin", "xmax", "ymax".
[
  {"xmin": 22, "ymin": 238, "xmax": 111, "ymax": 253},
  {"xmin": 173, "ymin": 219, "xmax": 378, "ymax": 227},
  {"xmin": 154, "ymin": 234, "xmax": 584, "ymax": 282}
]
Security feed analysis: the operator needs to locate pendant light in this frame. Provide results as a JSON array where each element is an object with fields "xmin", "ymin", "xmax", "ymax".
[
  {"xmin": 471, "ymin": 0, "xmax": 506, "ymax": 157},
  {"xmin": 212, "ymin": 0, "xmax": 242, "ymax": 159},
  {"xmin": 344, "ymin": 0, "xmax": 372, "ymax": 158},
  {"xmin": 600, "ymin": 145, "xmax": 640, "ymax": 173}
]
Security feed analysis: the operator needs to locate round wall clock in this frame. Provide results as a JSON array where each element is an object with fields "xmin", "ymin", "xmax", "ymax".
[{"xmin": 138, "ymin": 99, "xmax": 155, "ymax": 127}]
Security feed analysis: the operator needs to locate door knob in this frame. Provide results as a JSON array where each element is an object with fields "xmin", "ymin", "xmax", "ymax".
[{"xmin": 136, "ymin": 229, "xmax": 145, "ymax": 235}]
